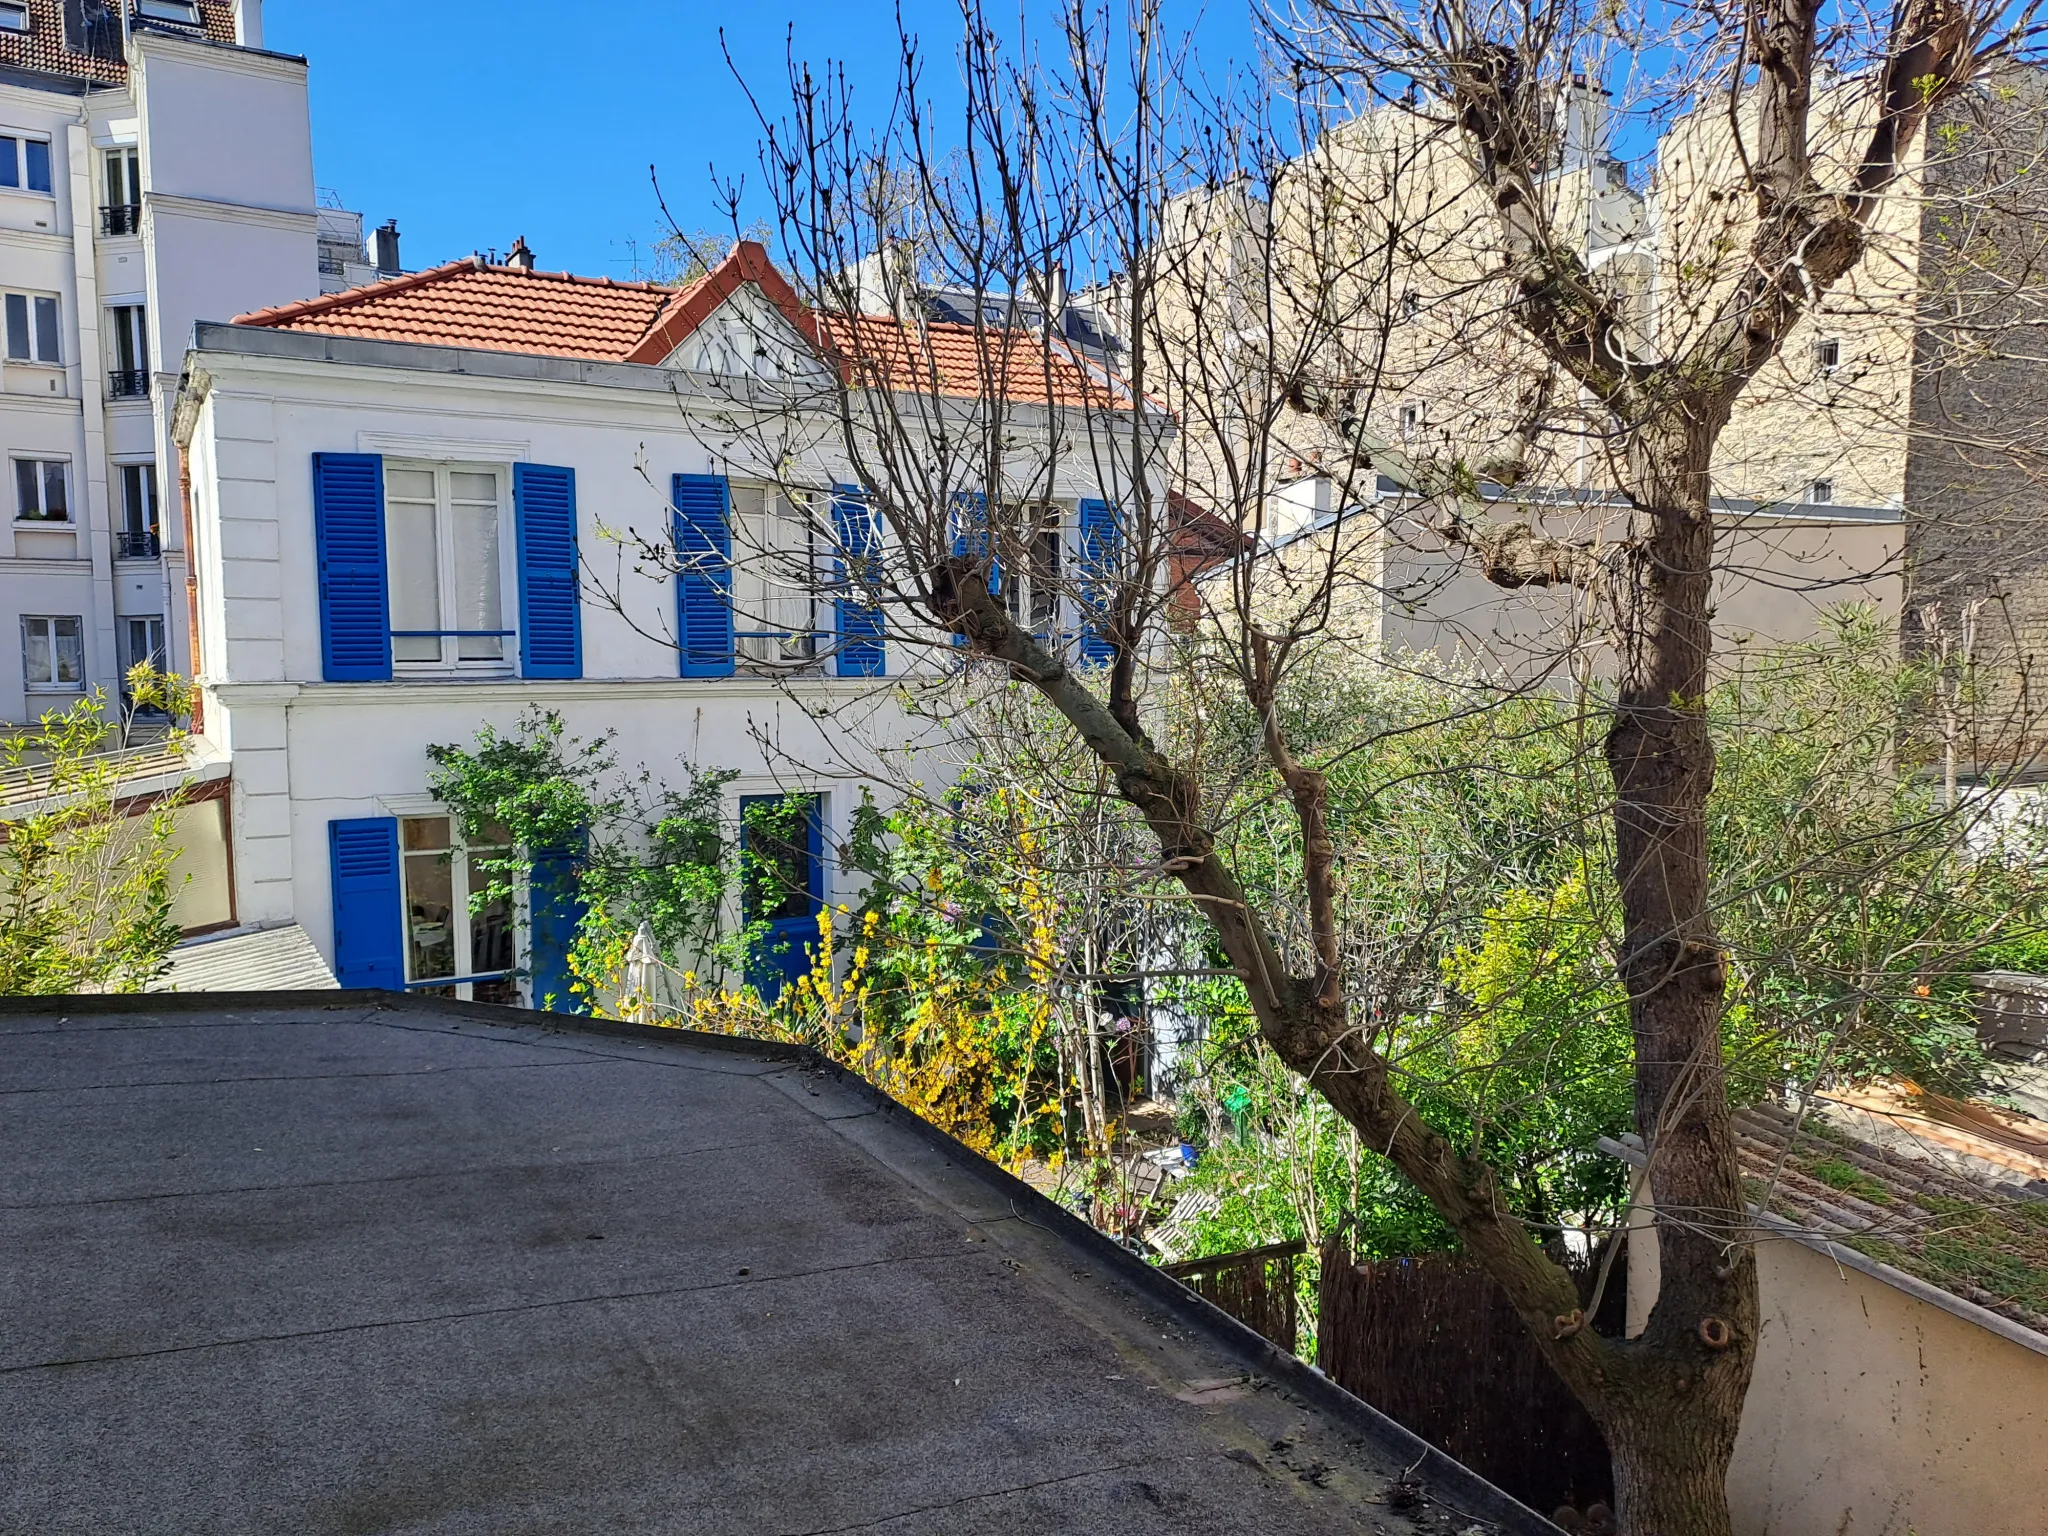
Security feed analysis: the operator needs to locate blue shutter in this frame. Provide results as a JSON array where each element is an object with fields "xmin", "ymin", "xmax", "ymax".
[
  {"xmin": 329, "ymin": 818, "xmax": 403, "ymax": 990},
  {"xmin": 831, "ymin": 484, "xmax": 886, "ymax": 677},
  {"xmin": 529, "ymin": 840, "xmax": 589, "ymax": 1013},
  {"xmin": 515, "ymin": 463, "xmax": 582, "ymax": 679},
  {"xmin": 672, "ymin": 473, "xmax": 734, "ymax": 678},
  {"xmin": 313, "ymin": 453, "xmax": 392, "ymax": 682},
  {"xmin": 948, "ymin": 490, "xmax": 998, "ymax": 648},
  {"xmin": 1077, "ymin": 497, "xmax": 1120, "ymax": 667}
]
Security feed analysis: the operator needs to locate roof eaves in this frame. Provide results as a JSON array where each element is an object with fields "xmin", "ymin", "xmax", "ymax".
[{"xmin": 233, "ymin": 257, "xmax": 485, "ymax": 327}]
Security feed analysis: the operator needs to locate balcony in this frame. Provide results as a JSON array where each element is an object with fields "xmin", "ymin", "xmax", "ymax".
[
  {"xmin": 100, "ymin": 203, "xmax": 142, "ymax": 237},
  {"xmin": 108, "ymin": 369, "xmax": 150, "ymax": 400},
  {"xmin": 116, "ymin": 528, "xmax": 161, "ymax": 560}
]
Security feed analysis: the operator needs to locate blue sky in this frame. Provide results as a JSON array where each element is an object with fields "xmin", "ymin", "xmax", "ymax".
[{"xmin": 265, "ymin": 1, "xmax": 1262, "ymax": 282}]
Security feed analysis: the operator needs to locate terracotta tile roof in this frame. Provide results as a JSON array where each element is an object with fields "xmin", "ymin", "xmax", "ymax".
[
  {"xmin": 234, "ymin": 241, "xmax": 1132, "ymax": 409},
  {"xmin": 234, "ymin": 259, "xmax": 675, "ymax": 361},
  {"xmin": 0, "ymin": 1, "xmax": 240, "ymax": 87}
]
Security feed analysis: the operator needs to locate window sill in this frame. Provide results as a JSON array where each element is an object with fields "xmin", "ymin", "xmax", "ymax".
[{"xmin": 13, "ymin": 518, "xmax": 73, "ymax": 527}]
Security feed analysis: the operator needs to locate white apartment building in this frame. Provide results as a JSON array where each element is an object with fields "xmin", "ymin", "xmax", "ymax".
[
  {"xmin": 173, "ymin": 242, "xmax": 1147, "ymax": 1004},
  {"xmin": 0, "ymin": 0, "xmax": 342, "ymax": 724}
]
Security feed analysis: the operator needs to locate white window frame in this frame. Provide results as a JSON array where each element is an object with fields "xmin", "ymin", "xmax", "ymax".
[
  {"xmin": 0, "ymin": 131, "xmax": 53, "ymax": 194},
  {"xmin": 122, "ymin": 615, "xmax": 167, "ymax": 677},
  {"xmin": 1814, "ymin": 336, "xmax": 1842, "ymax": 375},
  {"xmin": 117, "ymin": 460, "xmax": 158, "ymax": 540},
  {"xmin": 0, "ymin": 4, "xmax": 29, "ymax": 35},
  {"xmin": 730, "ymin": 481, "xmax": 822, "ymax": 672},
  {"xmin": 14, "ymin": 457, "xmax": 70, "ymax": 523},
  {"xmin": 397, "ymin": 812, "xmax": 520, "ymax": 1003},
  {"xmin": 1000, "ymin": 502, "xmax": 1066, "ymax": 634},
  {"xmin": 383, "ymin": 460, "xmax": 516, "ymax": 676},
  {"xmin": 107, "ymin": 303, "xmax": 149, "ymax": 386},
  {"xmin": 134, "ymin": 0, "xmax": 203, "ymax": 25},
  {"xmin": 4, "ymin": 291, "xmax": 62, "ymax": 364},
  {"xmin": 1809, "ymin": 478, "xmax": 1836, "ymax": 506},
  {"xmin": 22, "ymin": 615, "xmax": 85, "ymax": 692}
]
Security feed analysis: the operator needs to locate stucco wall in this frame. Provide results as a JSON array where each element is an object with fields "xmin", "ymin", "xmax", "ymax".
[{"xmin": 1728, "ymin": 1234, "xmax": 2048, "ymax": 1536}]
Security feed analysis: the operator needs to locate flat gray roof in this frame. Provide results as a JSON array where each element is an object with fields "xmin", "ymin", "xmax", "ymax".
[{"xmin": 1, "ymin": 995, "xmax": 1549, "ymax": 1535}]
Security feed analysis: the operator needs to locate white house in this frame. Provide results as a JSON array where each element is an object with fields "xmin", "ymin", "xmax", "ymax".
[
  {"xmin": 172, "ymin": 242, "xmax": 1146, "ymax": 1005},
  {"xmin": 0, "ymin": 0, "xmax": 380, "ymax": 725}
]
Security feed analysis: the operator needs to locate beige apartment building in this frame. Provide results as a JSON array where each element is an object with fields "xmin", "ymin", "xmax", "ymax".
[{"xmin": 1143, "ymin": 72, "xmax": 2044, "ymax": 722}]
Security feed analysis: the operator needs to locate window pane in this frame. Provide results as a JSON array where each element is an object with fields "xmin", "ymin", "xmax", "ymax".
[
  {"xmin": 403, "ymin": 816, "xmax": 452, "ymax": 853},
  {"xmin": 385, "ymin": 468, "xmax": 435, "ymax": 502},
  {"xmin": 16, "ymin": 459, "xmax": 38, "ymax": 517},
  {"xmin": 33, "ymin": 296, "xmax": 60, "ymax": 363},
  {"xmin": 449, "ymin": 472, "xmax": 496, "ymax": 503},
  {"xmin": 24, "ymin": 138, "xmax": 50, "ymax": 194},
  {"xmin": 43, "ymin": 463, "xmax": 66, "ymax": 520},
  {"xmin": 470, "ymin": 878, "xmax": 514, "ymax": 977},
  {"xmin": 4, "ymin": 294, "xmax": 26, "ymax": 360},
  {"xmin": 0, "ymin": 138, "xmax": 16, "ymax": 190},
  {"xmin": 402, "ymin": 846, "xmax": 456, "ymax": 983},
  {"xmin": 53, "ymin": 619, "xmax": 83, "ymax": 684},
  {"xmin": 22, "ymin": 620, "xmax": 49, "ymax": 684},
  {"xmin": 386, "ymin": 500, "xmax": 441, "ymax": 661},
  {"xmin": 452, "ymin": 500, "xmax": 503, "ymax": 660}
]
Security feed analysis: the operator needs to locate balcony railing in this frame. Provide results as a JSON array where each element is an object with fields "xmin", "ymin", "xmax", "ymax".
[
  {"xmin": 100, "ymin": 203, "xmax": 142, "ymax": 237},
  {"xmin": 116, "ymin": 528, "xmax": 161, "ymax": 560},
  {"xmin": 108, "ymin": 369, "xmax": 150, "ymax": 399}
]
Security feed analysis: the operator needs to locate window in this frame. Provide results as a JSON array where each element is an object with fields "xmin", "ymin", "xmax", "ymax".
[
  {"xmin": 1399, "ymin": 402, "xmax": 1423, "ymax": 438},
  {"xmin": 134, "ymin": 0, "xmax": 203, "ymax": 23},
  {"xmin": 5, "ymin": 292, "xmax": 62, "ymax": 364},
  {"xmin": 1000, "ymin": 504, "xmax": 1063, "ymax": 631},
  {"xmin": 1814, "ymin": 336, "xmax": 1842, "ymax": 374},
  {"xmin": 398, "ymin": 815, "xmax": 518, "ymax": 1004},
  {"xmin": 22, "ymin": 616, "xmax": 84, "ymax": 691},
  {"xmin": 107, "ymin": 304, "xmax": 148, "ymax": 397},
  {"xmin": 118, "ymin": 463, "xmax": 158, "ymax": 555},
  {"xmin": 15, "ymin": 458, "xmax": 68, "ymax": 522},
  {"xmin": 102, "ymin": 148, "xmax": 140, "ymax": 235},
  {"xmin": 122, "ymin": 616, "xmax": 166, "ymax": 678},
  {"xmin": 1809, "ymin": 479, "xmax": 1835, "ymax": 505},
  {"xmin": 730, "ymin": 482, "xmax": 819, "ymax": 669},
  {"xmin": 1400, "ymin": 290, "xmax": 1422, "ymax": 321},
  {"xmin": 384, "ymin": 462, "xmax": 510, "ymax": 670},
  {"xmin": 0, "ymin": 4, "xmax": 29, "ymax": 34},
  {"xmin": 0, "ymin": 134, "xmax": 53, "ymax": 194}
]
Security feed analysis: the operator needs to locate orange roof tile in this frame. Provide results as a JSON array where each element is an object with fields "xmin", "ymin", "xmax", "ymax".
[
  {"xmin": 235, "ymin": 243, "xmax": 1131, "ymax": 409},
  {"xmin": 0, "ymin": 0, "xmax": 241, "ymax": 86}
]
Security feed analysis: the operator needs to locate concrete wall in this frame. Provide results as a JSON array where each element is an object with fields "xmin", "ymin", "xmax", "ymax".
[{"xmin": 1727, "ymin": 1235, "xmax": 2048, "ymax": 1536}]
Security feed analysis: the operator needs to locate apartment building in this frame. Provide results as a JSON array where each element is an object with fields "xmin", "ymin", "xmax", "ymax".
[
  {"xmin": 171, "ymin": 241, "xmax": 1150, "ymax": 1001},
  {"xmin": 0, "ymin": 0, "xmax": 331, "ymax": 725}
]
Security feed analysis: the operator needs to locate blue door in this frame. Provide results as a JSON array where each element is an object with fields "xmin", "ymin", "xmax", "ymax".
[{"xmin": 740, "ymin": 794, "xmax": 824, "ymax": 1003}]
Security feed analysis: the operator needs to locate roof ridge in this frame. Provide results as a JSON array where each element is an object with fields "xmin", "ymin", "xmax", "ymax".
[{"xmin": 234, "ymin": 257, "xmax": 486, "ymax": 326}]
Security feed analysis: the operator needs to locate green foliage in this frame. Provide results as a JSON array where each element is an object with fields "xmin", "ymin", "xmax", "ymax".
[
  {"xmin": 0, "ymin": 684, "xmax": 186, "ymax": 995},
  {"xmin": 426, "ymin": 709, "xmax": 737, "ymax": 997}
]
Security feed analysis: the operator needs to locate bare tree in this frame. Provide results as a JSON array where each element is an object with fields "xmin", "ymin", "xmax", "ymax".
[{"xmin": 612, "ymin": 2, "xmax": 2048, "ymax": 1529}]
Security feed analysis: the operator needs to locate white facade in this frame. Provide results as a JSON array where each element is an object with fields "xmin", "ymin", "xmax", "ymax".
[
  {"xmin": 175, "ymin": 308, "xmax": 1139, "ymax": 999},
  {"xmin": 0, "ymin": 3, "xmax": 323, "ymax": 723}
]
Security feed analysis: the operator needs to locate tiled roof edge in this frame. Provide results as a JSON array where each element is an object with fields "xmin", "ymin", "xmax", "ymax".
[
  {"xmin": 234, "ymin": 259, "xmax": 676, "ymax": 330},
  {"xmin": 1596, "ymin": 1134, "xmax": 2048, "ymax": 1358}
]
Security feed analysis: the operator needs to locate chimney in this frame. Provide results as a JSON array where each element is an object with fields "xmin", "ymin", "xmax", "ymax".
[
  {"xmin": 372, "ymin": 220, "xmax": 401, "ymax": 276},
  {"xmin": 1559, "ymin": 73, "xmax": 1610, "ymax": 171},
  {"xmin": 506, "ymin": 236, "xmax": 536, "ymax": 273}
]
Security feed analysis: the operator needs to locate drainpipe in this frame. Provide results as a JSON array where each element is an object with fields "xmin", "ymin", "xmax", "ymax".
[{"xmin": 178, "ymin": 446, "xmax": 203, "ymax": 735}]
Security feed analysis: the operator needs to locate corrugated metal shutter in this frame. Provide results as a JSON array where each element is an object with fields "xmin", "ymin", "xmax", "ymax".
[
  {"xmin": 672, "ymin": 473, "xmax": 734, "ymax": 678},
  {"xmin": 831, "ymin": 484, "xmax": 885, "ymax": 677},
  {"xmin": 313, "ymin": 453, "xmax": 393, "ymax": 682},
  {"xmin": 515, "ymin": 463, "xmax": 582, "ymax": 679}
]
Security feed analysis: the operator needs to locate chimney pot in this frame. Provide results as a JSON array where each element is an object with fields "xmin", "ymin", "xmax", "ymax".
[{"xmin": 506, "ymin": 236, "xmax": 536, "ymax": 273}]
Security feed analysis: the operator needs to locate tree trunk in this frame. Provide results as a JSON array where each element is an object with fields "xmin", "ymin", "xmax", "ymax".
[{"xmin": 1598, "ymin": 420, "xmax": 1759, "ymax": 1535}]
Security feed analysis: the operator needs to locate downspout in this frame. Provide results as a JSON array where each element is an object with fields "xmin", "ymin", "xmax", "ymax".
[{"xmin": 178, "ymin": 445, "xmax": 203, "ymax": 735}]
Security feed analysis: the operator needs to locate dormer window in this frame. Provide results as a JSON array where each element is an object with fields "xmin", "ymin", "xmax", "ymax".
[
  {"xmin": 1809, "ymin": 478, "xmax": 1835, "ymax": 506},
  {"xmin": 1813, "ymin": 336, "xmax": 1841, "ymax": 374},
  {"xmin": 0, "ymin": 3, "xmax": 30, "ymax": 34},
  {"xmin": 134, "ymin": 0, "xmax": 203, "ymax": 25}
]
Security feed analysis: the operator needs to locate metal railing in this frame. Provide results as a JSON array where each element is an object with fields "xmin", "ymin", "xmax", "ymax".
[
  {"xmin": 107, "ymin": 369, "xmax": 150, "ymax": 399},
  {"xmin": 116, "ymin": 528, "xmax": 161, "ymax": 559},
  {"xmin": 100, "ymin": 203, "xmax": 141, "ymax": 236}
]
